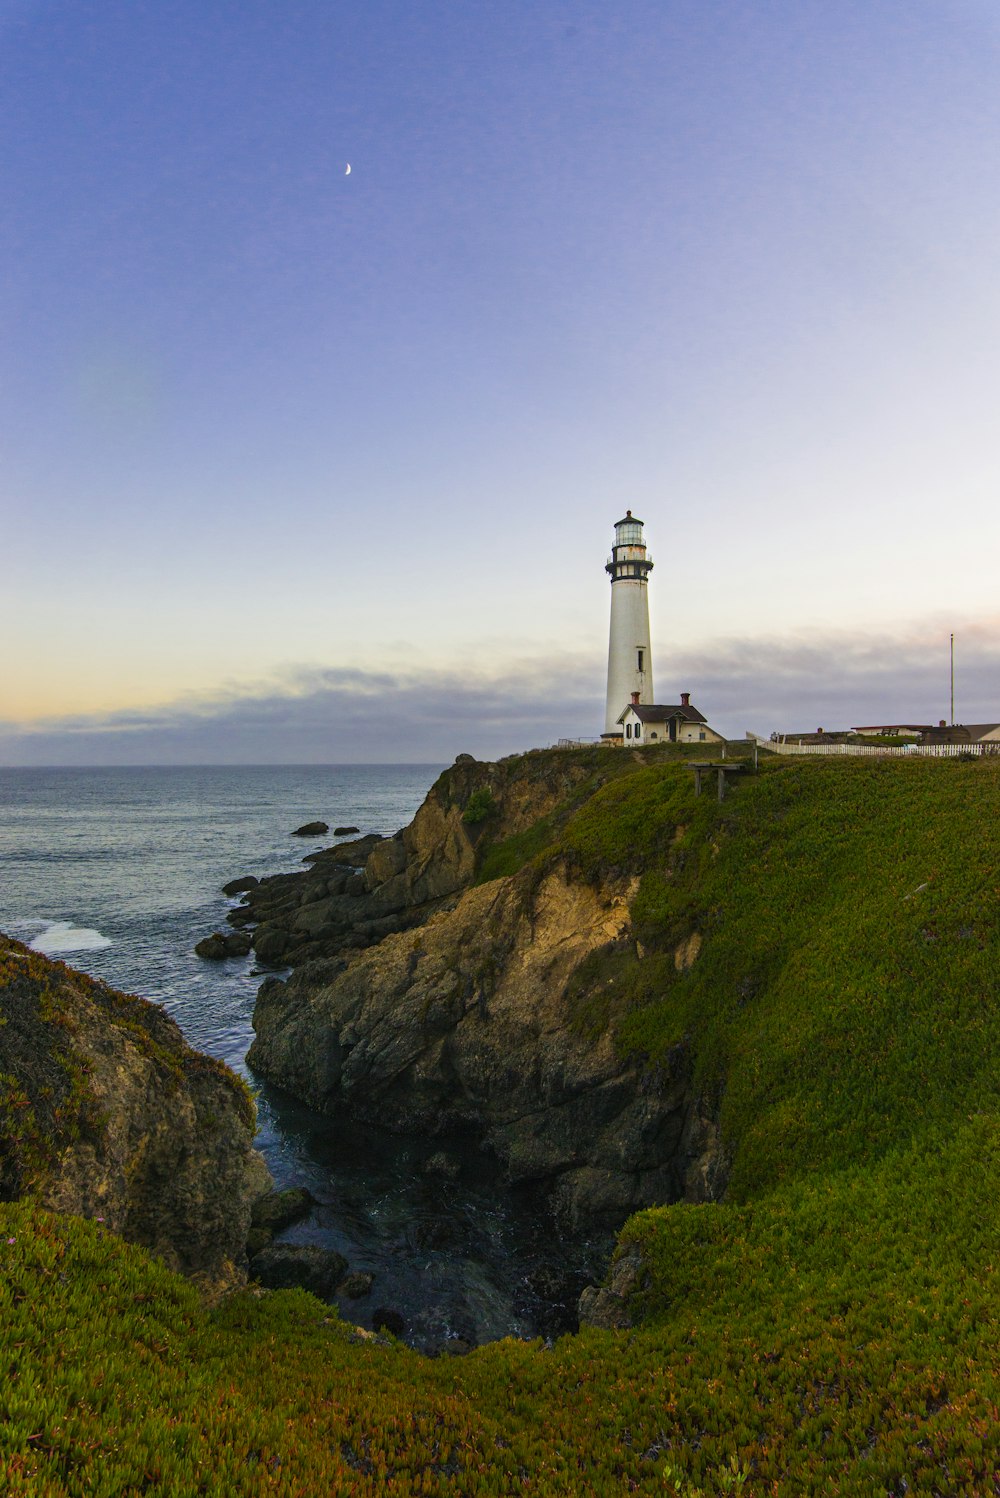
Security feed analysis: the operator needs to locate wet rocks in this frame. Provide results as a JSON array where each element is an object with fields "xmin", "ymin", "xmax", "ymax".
[
  {"xmin": 250, "ymin": 1242, "xmax": 348, "ymax": 1297},
  {"xmin": 195, "ymin": 933, "xmax": 229, "ymax": 960},
  {"xmin": 252, "ymin": 926, "xmax": 290, "ymax": 964},
  {"xmin": 371, "ymin": 1307, "xmax": 406, "ymax": 1337},
  {"xmin": 195, "ymin": 931, "xmax": 253, "ymax": 960},
  {"xmin": 334, "ymin": 825, "xmax": 360, "ymax": 836},
  {"xmin": 247, "ymin": 1185, "xmax": 316, "ymax": 1257},
  {"xmin": 424, "ymin": 1151, "xmax": 460, "ymax": 1180},
  {"xmin": 222, "ymin": 875, "xmax": 259, "ymax": 896},
  {"xmin": 292, "ymin": 821, "xmax": 329, "ymax": 836},
  {"xmin": 337, "ymin": 1270, "xmax": 374, "ymax": 1299}
]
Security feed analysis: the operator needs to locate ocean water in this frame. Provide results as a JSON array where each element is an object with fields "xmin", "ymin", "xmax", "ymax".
[{"xmin": 0, "ymin": 764, "xmax": 601, "ymax": 1348}]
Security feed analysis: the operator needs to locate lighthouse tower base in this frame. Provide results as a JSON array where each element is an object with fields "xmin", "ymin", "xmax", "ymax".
[{"xmin": 604, "ymin": 581, "xmax": 653, "ymax": 735}]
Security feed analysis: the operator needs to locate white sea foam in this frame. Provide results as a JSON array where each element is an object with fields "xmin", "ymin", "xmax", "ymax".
[{"xmin": 29, "ymin": 921, "xmax": 112, "ymax": 955}]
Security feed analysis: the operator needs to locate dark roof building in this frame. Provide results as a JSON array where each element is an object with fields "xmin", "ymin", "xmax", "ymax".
[
  {"xmin": 615, "ymin": 692, "xmax": 723, "ymax": 745},
  {"xmin": 623, "ymin": 703, "xmax": 708, "ymax": 726},
  {"xmin": 918, "ymin": 723, "xmax": 1000, "ymax": 745}
]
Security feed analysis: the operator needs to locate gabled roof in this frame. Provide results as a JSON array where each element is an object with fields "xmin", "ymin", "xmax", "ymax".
[{"xmin": 617, "ymin": 703, "xmax": 708, "ymax": 726}]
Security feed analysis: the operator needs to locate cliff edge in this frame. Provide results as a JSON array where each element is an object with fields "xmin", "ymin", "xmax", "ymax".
[
  {"xmin": 246, "ymin": 748, "xmax": 729, "ymax": 1229},
  {"xmin": 0, "ymin": 935, "xmax": 269, "ymax": 1294}
]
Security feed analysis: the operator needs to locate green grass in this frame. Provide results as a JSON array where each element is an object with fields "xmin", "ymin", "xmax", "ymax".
[
  {"xmin": 566, "ymin": 755, "xmax": 1000, "ymax": 1201},
  {"xmin": 6, "ymin": 753, "xmax": 1000, "ymax": 1493}
]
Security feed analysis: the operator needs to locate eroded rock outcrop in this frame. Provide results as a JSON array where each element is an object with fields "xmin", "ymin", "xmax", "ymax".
[
  {"xmin": 203, "ymin": 752, "xmax": 600, "ymax": 974},
  {"xmin": 249, "ymin": 858, "xmax": 727, "ymax": 1229},
  {"xmin": 0, "ymin": 935, "xmax": 269, "ymax": 1294},
  {"xmin": 236, "ymin": 750, "xmax": 730, "ymax": 1236}
]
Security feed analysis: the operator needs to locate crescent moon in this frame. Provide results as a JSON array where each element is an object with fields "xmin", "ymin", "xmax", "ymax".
[{"xmin": 345, "ymin": 163, "xmax": 352, "ymax": 175}]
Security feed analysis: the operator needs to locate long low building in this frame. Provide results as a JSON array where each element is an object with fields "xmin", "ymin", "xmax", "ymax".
[{"xmin": 919, "ymin": 722, "xmax": 1000, "ymax": 745}]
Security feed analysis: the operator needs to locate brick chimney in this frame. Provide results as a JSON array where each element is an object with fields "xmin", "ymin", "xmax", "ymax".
[
  {"xmin": 631, "ymin": 691, "xmax": 641, "ymax": 705},
  {"xmin": 939, "ymin": 719, "xmax": 946, "ymax": 728},
  {"xmin": 680, "ymin": 692, "xmax": 690, "ymax": 708}
]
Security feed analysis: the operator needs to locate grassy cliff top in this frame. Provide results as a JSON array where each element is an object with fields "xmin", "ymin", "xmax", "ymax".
[{"xmin": 5, "ymin": 750, "xmax": 1000, "ymax": 1494}]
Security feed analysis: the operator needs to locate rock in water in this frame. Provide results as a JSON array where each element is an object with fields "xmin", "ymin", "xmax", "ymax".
[
  {"xmin": 337, "ymin": 1270, "xmax": 374, "ymax": 1299},
  {"xmin": 195, "ymin": 931, "xmax": 252, "ymax": 960},
  {"xmin": 195, "ymin": 933, "xmax": 229, "ymax": 960},
  {"xmin": 0, "ymin": 933, "xmax": 269, "ymax": 1295},
  {"xmin": 333, "ymin": 825, "xmax": 360, "ymax": 836},
  {"xmin": 372, "ymin": 1307, "xmax": 406, "ymax": 1337},
  {"xmin": 423, "ymin": 1151, "xmax": 460, "ymax": 1180},
  {"xmin": 247, "ymin": 1185, "xmax": 316, "ymax": 1257},
  {"xmin": 222, "ymin": 875, "xmax": 259, "ymax": 896},
  {"xmin": 292, "ymin": 821, "xmax": 329, "ymax": 836},
  {"xmin": 249, "ymin": 1242, "xmax": 348, "ymax": 1298}
]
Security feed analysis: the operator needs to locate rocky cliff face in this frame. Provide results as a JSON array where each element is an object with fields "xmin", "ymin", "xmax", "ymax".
[
  {"xmin": 0, "ymin": 935, "xmax": 269, "ymax": 1294},
  {"xmin": 207, "ymin": 751, "xmax": 600, "ymax": 974},
  {"xmin": 244, "ymin": 752, "xmax": 729, "ymax": 1232}
]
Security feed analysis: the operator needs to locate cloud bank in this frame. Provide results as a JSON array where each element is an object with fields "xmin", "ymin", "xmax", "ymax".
[{"xmin": 1, "ymin": 621, "xmax": 997, "ymax": 765}]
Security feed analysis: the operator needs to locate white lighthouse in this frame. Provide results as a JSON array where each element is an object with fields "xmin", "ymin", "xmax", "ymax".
[{"xmin": 603, "ymin": 510, "xmax": 654, "ymax": 737}]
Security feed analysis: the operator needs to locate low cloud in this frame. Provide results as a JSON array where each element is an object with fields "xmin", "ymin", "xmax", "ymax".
[{"xmin": 1, "ymin": 620, "xmax": 997, "ymax": 764}]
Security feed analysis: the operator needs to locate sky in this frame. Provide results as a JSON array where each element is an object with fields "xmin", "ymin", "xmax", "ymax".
[{"xmin": 3, "ymin": 0, "xmax": 1000, "ymax": 763}]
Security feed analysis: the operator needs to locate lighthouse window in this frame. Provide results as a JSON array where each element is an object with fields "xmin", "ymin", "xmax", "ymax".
[{"xmin": 637, "ymin": 649, "xmax": 644, "ymax": 673}]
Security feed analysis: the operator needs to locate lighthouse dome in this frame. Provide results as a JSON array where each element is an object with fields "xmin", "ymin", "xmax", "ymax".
[{"xmin": 613, "ymin": 511, "xmax": 644, "ymax": 546}]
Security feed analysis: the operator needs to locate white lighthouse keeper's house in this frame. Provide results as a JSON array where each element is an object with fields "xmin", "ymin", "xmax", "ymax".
[{"xmin": 602, "ymin": 510, "xmax": 654, "ymax": 738}]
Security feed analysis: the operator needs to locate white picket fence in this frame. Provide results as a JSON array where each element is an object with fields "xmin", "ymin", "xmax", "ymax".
[{"xmin": 760, "ymin": 739, "xmax": 998, "ymax": 759}]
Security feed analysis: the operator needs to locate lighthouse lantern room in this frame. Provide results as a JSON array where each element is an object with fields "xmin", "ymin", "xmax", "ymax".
[{"xmin": 603, "ymin": 511, "xmax": 654, "ymax": 737}]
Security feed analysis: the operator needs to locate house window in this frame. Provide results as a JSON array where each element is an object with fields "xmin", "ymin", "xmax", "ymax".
[
  {"xmin": 637, "ymin": 649, "xmax": 644, "ymax": 673},
  {"xmin": 699, "ymin": 731, "xmax": 705, "ymax": 740},
  {"xmin": 651, "ymin": 732, "xmax": 658, "ymax": 740},
  {"xmin": 634, "ymin": 723, "xmax": 641, "ymax": 739},
  {"xmin": 625, "ymin": 723, "xmax": 632, "ymax": 739}
]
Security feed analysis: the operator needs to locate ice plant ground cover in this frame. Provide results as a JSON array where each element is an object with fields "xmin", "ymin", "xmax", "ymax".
[{"xmin": 4, "ymin": 750, "xmax": 1000, "ymax": 1494}]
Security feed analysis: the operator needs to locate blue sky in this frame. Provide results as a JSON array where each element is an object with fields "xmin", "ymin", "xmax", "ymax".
[{"xmin": 3, "ymin": 1, "xmax": 999, "ymax": 761}]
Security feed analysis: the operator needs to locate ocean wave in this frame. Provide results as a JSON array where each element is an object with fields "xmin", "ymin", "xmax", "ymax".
[{"xmin": 29, "ymin": 921, "xmax": 113, "ymax": 954}]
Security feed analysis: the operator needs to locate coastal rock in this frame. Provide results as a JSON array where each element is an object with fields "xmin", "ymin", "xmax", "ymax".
[
  {"xmin": 424, "ymin": 1151, "xmax": 460, "ymax": 1179},
  {"xmin": 195, "ymin": 933, "xmax": 229, "ymax": 961},
  {"xmin": 334, "ymin": 825, "xmax": 360, "ymax": 836},
  {"xmin": 223, "ymin": 875, "xmax": 259, "ymax": 896},
  {"xmin": 247, "ymin": 1185, "xmax": 316, "ymax": 1257},
  {"xmin": 577, "ymin": 1245, "xmax": 648, "ymax": 1331},
  {"xmin": 231, "ymin": 752, "xmax": 729, "ymax": 1237},
  {"xmin": 292, "ymin": 821, "xmax": 329, "ymax": 837},
  {"xmin": 337, "ymin": 1270, "xmax": 374, "ymax": 1298},
  {"xmin": 0, "ymin": 934, "xmax": 268, "ymax": 1295},
  {"xmin": 223, "ymin": 931, "xmax": 253, "ymax": 957},
  {"xmin": 252, "ymin": 925, "xmax": 290, "ymax": 964},
  {"xmin": 195, "ymin": 931, "xmax": 253, "ymax": 960},
  {"xmin": 248, "ymin": 859, "xmax": 718, "ymax": 1229},
  {"xmin": 203, "ymin": 755, "xmax": 603, "ymax": 984},
  {"xmin": 372, "ymin": 1307, "xmax": 406, "ymax": 1337},
  {"xmin": 250, "ymin": 1242, "xmax": 348, "ymax": 1298},
  {"xmin": 302, "ymin": 833, "xmax": 384, "ymax": 867}
]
